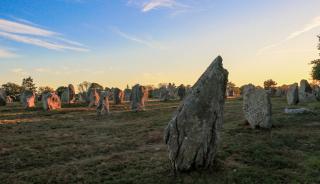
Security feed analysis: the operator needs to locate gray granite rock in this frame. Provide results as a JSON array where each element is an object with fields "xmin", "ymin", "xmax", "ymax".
[
  {"xmin": 243, "ymin": 84, "xmax": 272, "ymax": 129},
  {"xmin": 164, "ymin": 56, "xmax": 228, "ymax": 171}
]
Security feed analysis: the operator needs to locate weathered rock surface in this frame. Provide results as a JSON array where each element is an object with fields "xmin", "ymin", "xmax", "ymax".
[
  {"xmin": 61, "ymin": 84, "xmax": 76, "ymax": 104},
  {"xmin": 159, "ymin": 87, "xmax": 170, "ymax": 102},
  {"xmin": 0, "ymin": 89, "xmax": 6, "ymax": 106},
  {"xmin": 42, "ymin": 93, "xmax": 61, "ymax": 111},
  {"xmin": 20, "ymin": 90, "xmax": 36, "ymax": 108},
  {"xmin": 177, "ymin": 85, "xmax": 186, "ymax": 100},
  {"xmin": 131, "ymin": 84, "xmax": 148, "ymax": 111},
  {"xmin": 314, "ymin": 85, "xmax": 320, "ymax": 101},
  {"xmin": 88, "ymin": 88, "xmax": 100, "ymax": 107},
  {"xmin": 243, "ymin": 84, "xmax": 272, "ymax": 129},
  {"xmin": 287, "ymin": 83, "xmax": 299, "ymax": 105},
  {"xmin": 299, "ymin": 80, "xmax": 317, "ymax": 103},
  {"xmin": 113, "ymin": 88, "xmax": 124, "ymax": 104},
  {"xmin": 164, "ymin": 56, "xmax": 228, "ymax": 171},
  {"xmin": 97, "ymin": 91, "xmax": 110, "ymax": 116}
]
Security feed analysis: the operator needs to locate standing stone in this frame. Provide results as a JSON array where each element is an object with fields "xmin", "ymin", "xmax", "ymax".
[
  {"xmin": 20, "ymin": 90, "xmax": 36, "ymax": 108},
  {"xmin": 164, "ymin": 56, "xmax": 228, "ymax": 171},
  {"xmin": 131, "ymin": 84, "xmax": 148, "ymax": 111},
  {"xmin": 243, "ymin": 84, "xmax": 272, "ymax": 129},
  {"xmin": 287, "ymin": 83, "xmax": 299, "ymax": 105},
  {"xmin": 61, "ymin": 84, "xmax": 76, "ymax": 104},
  {"xmin": 113, "ymin": 88, "xmax": 124, "ymax": 104},
  {"xmin": 124, "ymin": 89, "xmax": 131, "ymax": 101},
  {"xmin": 299, "ymin": 80, "xmax": 317, "ymax": 103},
  {"xmin": 314, "ymin": 85, "xmax": 320, "ymax": 101},
  {"xmin": 97, "ymin": 91, "xmax": 110, "ymax": 116},
  {"xmin": 42, "ymin": 92, "xmax": 61, "ymax": 111},
  {"xmin": 177, "ymin": 84, "xmax": 186, "ymax": 100},
  {"xmin": 88, "ymin": 88, "xmax": 100, "ymax": 107},
  {"xmin": 159, "ymin": 87, "xmax": 170, "ymax": 102},
  {"xmin": 6, "ymin": 96, "xmax": 13, "ymax": 104},
  {"xmin": 0, "ymin": 89, "xmax": 7, "ymax": 106}
]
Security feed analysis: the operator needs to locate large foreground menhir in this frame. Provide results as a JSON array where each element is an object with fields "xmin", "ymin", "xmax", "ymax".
[{"xmin": 164, "ymin": 56, "xmax": 228, "ymax": 172}]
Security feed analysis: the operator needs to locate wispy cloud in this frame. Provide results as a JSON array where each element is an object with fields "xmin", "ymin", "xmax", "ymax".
[
  {"xmin": 0, "ymin": 48, "xmax": 17, "ymax": 58},
  {"xmin": 10, "ymin": 68, "xmax": 29, "ymax": 76},
  {"xmin": 0, "ymin": 18, "xmax": 89, "ymax": 52},
  {"xmin": 258, "ymin": 16, "xmax": 320, "ymax": 55},
  {"xmin": 142, "ymin": 0, "xmax": 176, "ymax": 12},
  {"xmin": 128, "ymin": 0, "xmax": 188, "ymax": 13},
  {"xmin": 110, "ymin": 26, "xmax": 165, "ymax": 49}
]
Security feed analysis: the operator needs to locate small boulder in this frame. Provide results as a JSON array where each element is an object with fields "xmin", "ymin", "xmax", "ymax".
[{"xmin": 243, "ymin": 84, "xmax": 272, "ymax": 129}]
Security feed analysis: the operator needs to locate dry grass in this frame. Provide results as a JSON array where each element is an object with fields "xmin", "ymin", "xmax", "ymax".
[{"xmin": 0, "ymin": 98, "xmax": 319, "ymax": 184}]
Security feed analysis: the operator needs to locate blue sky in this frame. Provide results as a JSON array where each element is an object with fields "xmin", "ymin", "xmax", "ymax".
[{"xmin": 1, "ymin": 0, "xmax": 320, "ymax": 89}]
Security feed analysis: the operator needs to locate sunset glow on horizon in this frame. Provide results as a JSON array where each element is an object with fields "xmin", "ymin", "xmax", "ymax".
[{"xmin": 1, "ymin": 0, "xmax": 320, "ymax": 89}]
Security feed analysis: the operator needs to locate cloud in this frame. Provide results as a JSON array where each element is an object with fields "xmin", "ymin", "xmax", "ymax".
[
  {"xmin": 258, "ymin": 16, "xmax": 320, "ymax": 55},
  {"xmin": 142, "ymin": 0, "xmax": 176, "ymax": 12},
  {"xmin": 128, "ymin": 0, "xmax": 188, "ymax": 13},
  {"xmin": 110, "ymin": 26, "xmax": 165, "ymax": 49},
  {"xmin": 0, "ymin": 48, "xmax": 17, "ymax": 58},
  {"xmin": 0, "ymin": 19, "xmax": 56, "ymax": 37},
  {"xmin": 0, "ymin": 18, "xmax": 89, "ymax": 52},
  {"xmin": 10, "ymin": 68, "xmax": 29, "ymax": 76}
]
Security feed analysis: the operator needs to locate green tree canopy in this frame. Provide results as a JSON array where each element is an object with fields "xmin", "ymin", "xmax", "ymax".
[
  {"xmin": 1, "ymin": 82, "xmax": 22, "ymax": 97},
  {"xmin": 22, "ymin": 77, "xmax": 36, "ymax": 92},
  {"xmin": 310, "ymin": 35, "xmax": 320, "ymax": 81},
  {"xmin": 263, "ymin": 79, "xmax": 277, "ymax": 90}
]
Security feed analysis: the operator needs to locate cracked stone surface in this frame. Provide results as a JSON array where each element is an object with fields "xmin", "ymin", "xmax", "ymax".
[
  {"xmin": 130, "ymin": 84, "xmax": 148, "ymax": 111},
  {"xmin": 242, "ymin": 84, "xmax": 272, "ymax": 129},
  {"xmin": 164, "ymin": 56, "xmax": 228, "ymax": 171},
  {"xmin": 20, "ymin": 90, "xmax": 35, "ymax": 108},
  {"xmin": 42, "ymin": 92, "xmax": 61, "ymax": 111},
  {"xmin": 287, "ymin": 83, "xmax": 299, "ymax": 105}
]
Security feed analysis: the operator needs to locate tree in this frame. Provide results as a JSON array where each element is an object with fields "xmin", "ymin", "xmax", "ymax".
[
  {"xmin": 310, "ymin": 35, "xmax": 320, "ymax": 82},
  {"xmin": 38, "ymin": 86, "xmax": 54, "ymax": 94},
  {"xmin": 22, "ymin": 76, "xmax": 36, "ymax": 92},
  {"xmin": 78, "ymin": 81, "xmax": 91, "ymax": 93},
  {"xmin": 263, "ymin": 79, "xmax": 277, "ymax": 90},
  {"xmin": 89, "ymin": 82, "xmax": 103, "ymax": 91},
  {"xmin": 56, "ymin": 86, "xmax": 67, "ymax": 97},
  {"xmin": 1, "ymin": 82, "xmax": 22, "ymax": 97}
]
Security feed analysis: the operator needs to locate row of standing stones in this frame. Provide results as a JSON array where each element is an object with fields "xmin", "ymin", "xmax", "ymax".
[{"xmin": 0, "ymin": 56, "xmax": 318, "ymax": 173}]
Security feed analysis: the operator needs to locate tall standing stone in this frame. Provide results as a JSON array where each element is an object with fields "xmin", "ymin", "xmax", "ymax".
[
  {"xmin": 177, "ymin": 84, "xmax": 186, "ymax": 100},
  {"xmin": 243, "ymin": 84, "xmax": 272, "ymax": 129},
  {"xmin": 159, "ymin": 87, "xmax": 170, "ymax": 102},
  {"xmin": 131, "ymin": 84, "xmax": 148, "ymax": 111},
  {"xmin": 42, "ymin": 92, "xmax": 61, "ymax": 111},
  {"xmin": 0, "ymin": 89, "xmax": 7, "ymax": 106},
  {"xmin": 164, "ymin": 56, "xmax": 228, "ymax": 171},
  {"xmin": 61, "ymin": 84, "xmax": 76, "ymax": 104},
  {"xmin": 97, "ymin": 91, "xmax": 110, "ymax": 115},
  {"xmin": 299, "ymin": 80, "xmax": 317, "ymax": 103},
  {"xmin": 20, "ymin": 90, "xmax": 36, "ymax": 108},
  {"xmin": 113, "ymin": 88, "xmax": 124, "ymax": 105},
  {"xmin": 88, "ymin": 88, "xmax": 100, "ymax": 107},
  {"xmin": 287, "ymin": 83, "xmax": 299, "ymax": 105}
]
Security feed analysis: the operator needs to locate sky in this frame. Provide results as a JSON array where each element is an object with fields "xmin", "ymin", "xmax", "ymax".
[{"xmin": 0, "ymin": 0, "xmax": 320, "ymax": 89}]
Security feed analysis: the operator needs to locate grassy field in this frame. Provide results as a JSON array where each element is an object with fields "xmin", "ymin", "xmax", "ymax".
[{"xmin": 0, "ymin": 98, "xmax": 319, "ymax": 184}]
